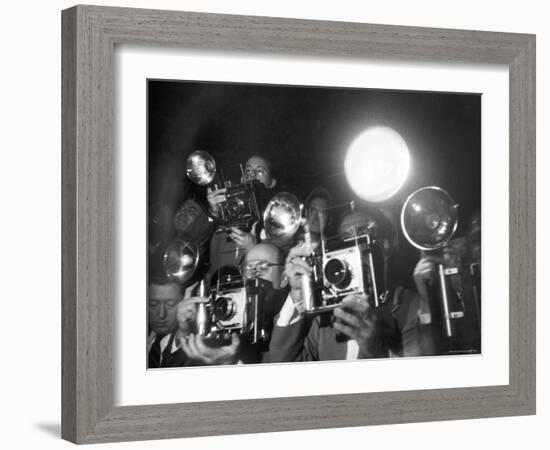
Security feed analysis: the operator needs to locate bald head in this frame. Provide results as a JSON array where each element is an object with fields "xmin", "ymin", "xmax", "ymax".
[{"xmin": 244, "ymin": 243, "xmax": 284, "ymax": 288}]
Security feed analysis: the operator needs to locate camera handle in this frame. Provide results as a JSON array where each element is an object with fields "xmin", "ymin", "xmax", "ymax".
[
  {"xmin": 300, "ymin": 220, "xmax": 319, "ymax": 312},
  {"xmin": 241, "ymin": 277, "xmax": 265, "ymax": 345},
  {"xmin": 251, "ymin": 277, "xmax": 261, "ymax": 344},
  {"xmin": 365, "ymin": 233, "xmax": 380, "ymax": 308},
  {"xmin": 195, "ymin": 280, "xmax": 211, "ymax": 337}
]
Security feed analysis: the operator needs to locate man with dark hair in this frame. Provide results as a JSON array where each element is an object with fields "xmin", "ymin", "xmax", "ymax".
[
  {"xmin": 243, "ymin": 155, "xmax": 278, "ymax": 190},
  {"xmin": 159, "ymin": 242, "xmax": 288, "ymax": 366},
  {"xmin": 148, "ymin": 276, "xmax": 242, "ymax": 367},
  {"xmin": 267, "ymin": 244, "xmax": 401, "ymax": 362},
  {"xmin": 173, "ymin": 296, "xmax": 240, "ymax": 366},
  {"xmin": 173, "ymin": 198, "xmax": 212, "ymax": 242},
  {"xmin": 304, "ymin": 187, "xmax": 332, "ymax": 237},
  {"xmin": 207, "ymin": 155, "xmax": 278, "ymax": 210},
  {"xmin": 267, "ymin": 206, "xmax": 435, "ymax": 362},
  {"xmin": 205, "ymin": 155, "xmax": 281, "ymax": 286},
  {"xmin": 147, "ymin": 277, "xmax": 184, "ymax": 368}
]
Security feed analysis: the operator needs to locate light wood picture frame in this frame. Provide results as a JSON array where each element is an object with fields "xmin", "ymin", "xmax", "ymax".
[{"xmin": 61, "ymin": 5, "xmax": 536, "ymax": 444}]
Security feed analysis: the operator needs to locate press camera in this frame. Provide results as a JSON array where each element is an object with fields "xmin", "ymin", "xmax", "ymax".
[
  {"xmin": 303, "ymin": 208, "xmax": 389, "ymax": 314},
  {"xmin": 262, "ymin": 195, "xmax": 388, "ymax": 315},
  {"xmin": 217, "ymin": 179, "xmax": 263, "ymax": 230},
  {"xmin": 162, "ymin": 231, "xmax": 272, "ymax": 344},
  {"xmin": 186, "ymin": 150, "xmax": 263, "ymax": 230},
  {"xmin": 194, "ymin": 273, "xmax": 271, "ymax": 344}
]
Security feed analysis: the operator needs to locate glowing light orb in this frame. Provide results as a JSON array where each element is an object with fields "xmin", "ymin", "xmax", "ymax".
[{"xmin": 344, "ymin": 126, "xmax": 410, "ymax": 202}]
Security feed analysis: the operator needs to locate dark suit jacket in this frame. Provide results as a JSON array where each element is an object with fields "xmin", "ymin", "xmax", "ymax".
[{"xmin": 266, "ymin": 287, "xmax": 435, "ymax": 363}]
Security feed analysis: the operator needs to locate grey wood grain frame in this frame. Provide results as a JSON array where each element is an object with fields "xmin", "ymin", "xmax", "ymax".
[{"xmin": 61, "ymin": 4, "xmax": 536, "ymax": 444}]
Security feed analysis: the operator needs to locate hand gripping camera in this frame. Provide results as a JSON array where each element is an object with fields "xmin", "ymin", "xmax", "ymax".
[
  {"xmin": 301, "ymin": 205, "xmax": 389, "ymax": 314},
  {"xmin": 186, "ymin": 150, "xmax": 263, "ymax": 231},
  {"xmin": 194, "ymin": 274, "xmax": 271, "ymax": 344},
  {"xmin": 162, "ymin": 235, "xmax": 271, "ymax": 344},
  {"xmin": 401, "ymin": 186, "xmax": 480, "ymax": 350},
  {"xmin": 262, "ymin": 195, "xmax": 389, "ymax": 315}
]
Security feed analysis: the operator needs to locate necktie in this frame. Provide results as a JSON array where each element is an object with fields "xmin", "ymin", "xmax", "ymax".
[{"xmin": 148, "ymin": 336, "xmax": 162, "ymax": 368}]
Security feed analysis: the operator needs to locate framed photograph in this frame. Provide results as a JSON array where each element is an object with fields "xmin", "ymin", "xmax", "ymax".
[{"xmin": 62, "ymin": 5, "xmax": 536, "ymax": 444}]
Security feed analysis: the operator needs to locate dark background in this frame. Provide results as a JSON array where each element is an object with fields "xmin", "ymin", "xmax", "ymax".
[{"xmin": 148, "ymin": 79, "xmax": 481, "ymax": 287}]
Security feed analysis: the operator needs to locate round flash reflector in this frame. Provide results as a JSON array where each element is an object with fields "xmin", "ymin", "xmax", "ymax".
[{"xmin": 344, "ymin": 126, "xmax": 410, "ymax": 202}]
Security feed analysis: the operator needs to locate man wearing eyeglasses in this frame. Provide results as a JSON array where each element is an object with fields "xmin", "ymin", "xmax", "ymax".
[
  {"xmin": 243, "ymin": 242, "xmax": 284, "ymax": 289},
  {"xmin": 205, "ymin": 155, "xmax": 282, "ymax": 292},
  {"xmin": 267, "ymin": 208, "xmax": 435, "ymax": 362},
  {"xmin": 206, "ymin": 155, "xmax": 278, "ymax": 253},
  {"xmin": 238, "ymin": 242, "xmax": 288, "ymax": 363},
  {"xmin": 172, "ymin": 242, "xmax": 287, "ymax": 365}
]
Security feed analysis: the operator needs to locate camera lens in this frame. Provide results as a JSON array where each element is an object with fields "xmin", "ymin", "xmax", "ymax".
[
  {"xmin": 324, "ymin": 258, "xmax": 351, "ymax": 289},
  {"xmin": 225, "ymin": 198, "xmax": 244, "ymax": 218},
  {"xmin": 212, "ymin": 296, "xmax": 235, "ymax": 321}
]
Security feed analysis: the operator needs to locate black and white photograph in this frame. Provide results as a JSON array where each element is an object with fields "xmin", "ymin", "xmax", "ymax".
[
  {"xmin": 147, "ymin": 79, "xmax": 482, "ymax": 369},
  {"xmin": 2, "ymin": 0, "xmax": 543, "ymax": 447}
]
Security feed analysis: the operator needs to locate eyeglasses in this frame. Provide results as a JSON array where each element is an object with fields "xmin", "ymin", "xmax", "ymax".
[
  {"xmin": 243, "ymin": 260, "xmax": 283, "ymax": 279},
  {"xmin": 244, "ymin": 165, "xmax": 268, "ymax": 181}
]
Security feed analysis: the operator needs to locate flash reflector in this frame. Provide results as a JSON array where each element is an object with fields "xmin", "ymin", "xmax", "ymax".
[{"xmin": 345, "ymin": 126, "xmax": 410, "ymax": 202}]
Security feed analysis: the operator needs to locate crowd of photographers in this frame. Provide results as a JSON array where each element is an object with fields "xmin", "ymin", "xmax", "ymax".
[{"xmin": 148, "ymin": 154, "xmax": 480, "ymax": 368}]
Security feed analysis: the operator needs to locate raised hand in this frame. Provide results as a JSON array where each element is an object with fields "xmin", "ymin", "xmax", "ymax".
[
  {"xmin": 179, "ymin": 333, "xmax": 240, "ymax": 365},
  {"xmin": 284, "ymin": 242, "xmax": 315, "ymax": 312},
  {"xmin": 228, "ymin": 227, "xmax": 257, "ymax": 252},
  {"xmin": 206, "ymin": 186, "xmax": 227, "ymax": 217},
  {"xmin": 333, "ymin": 294, "xmax": 399, "ymax": 358}
]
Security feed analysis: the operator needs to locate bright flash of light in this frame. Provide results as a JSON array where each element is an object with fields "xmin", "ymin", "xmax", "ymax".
[{"xmin": 344, "ymin": 126, "xmax": 410, "ymax": 202}]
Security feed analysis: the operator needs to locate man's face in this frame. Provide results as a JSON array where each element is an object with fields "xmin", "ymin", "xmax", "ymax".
[
  {"xmin": 148, "ymin": 283, "xmax": 182, "ymax": 336},
  {"xmin": 174, "ymin": 199, "xmax": 203, "ymax": 234},
  {"xmin": 244, "ymin": 244, "xmax": 283, "ymax": 289},
  {"xmin": 244, "ymin": 156, "xmax": 273, "ymax": 188},
  {"xmin": 307, "ymin": 197, "xmax": 329, "ymax": 234}
]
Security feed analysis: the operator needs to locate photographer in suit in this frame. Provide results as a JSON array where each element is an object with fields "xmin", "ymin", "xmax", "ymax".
[
  {"xmin": 148, "ymin": 280, "xmax": 241, "ymax": 367},
  {"xmin": 240, "ymin": 242, "xmax": 288, "ymax": 362},
  {"xmin": 171, "ymin": 295, "xmax": 241, "ymax": 366},
  {"xmin": 267, "ymin": 207, "xmax": 434, "ymax": 362},
  {"xmin": 206, "ymin": 155, "xmax": 278, "ymax": 252},
  {"xmin": 173, "ymin": 197, "xmax": 214, "ymax": 244},
  {"xmin": 167, "ymin": 242, "xmax": 286, "ymax": 366},
  {"xmin": 147, "ymin": 276, "xmax": 184, "ymax": 368},
  {"xmin": 267, "ymin": 245, "xmax": 400, "ymax": 362},
  {"xmin": 205, "ymin": 155, "xmax": 281, "ymax": 287}
]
